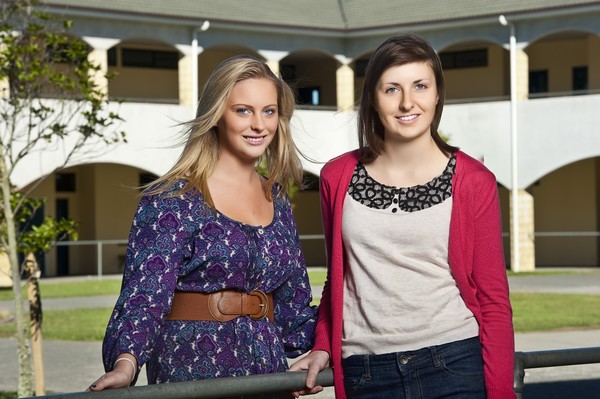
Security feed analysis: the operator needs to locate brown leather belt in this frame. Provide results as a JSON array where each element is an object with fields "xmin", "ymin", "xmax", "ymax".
[{"xmin": 166, "ymin": 290, "xmax": 274, "ymax": 323}]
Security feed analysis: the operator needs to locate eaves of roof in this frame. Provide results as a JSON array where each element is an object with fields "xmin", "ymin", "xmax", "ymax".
[{"xmin": 43, "ymin": 0, "xmax": 600, "ymax": 35}]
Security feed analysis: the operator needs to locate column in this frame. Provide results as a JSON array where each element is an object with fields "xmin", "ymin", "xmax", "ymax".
[
  {"xmin": 265, "ymin": 59, "xmax": 280, "ymax": 77},
  {"xmin": 516, "ymin": 48, "xmax": 529, "ymax": 100},
  {"xmin": 84, "ymin": 37, "xmax": 120, "ymax": 99},
  {"xmin": 177, "ymin": 44, "xmax": 194, "ymax": 108},
  {"xmin": 511, "ymin": 189, "xmax": 536, "ymax": 271},
  {"xmin": 258, "ymin": 50, "xmax": 289, "ymax": 78},
  {"xmin": 336, "ymin": 62, "xmax": 355, "ymax": 112}
]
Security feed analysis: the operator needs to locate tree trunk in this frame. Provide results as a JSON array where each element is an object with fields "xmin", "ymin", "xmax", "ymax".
[
  {"xmin": 26, "ymin": 252, "xmax": 46, "ymax": 395},
  {"xmin": 0, "ymin": 158, "xmax": 34, "ymax": 397}
]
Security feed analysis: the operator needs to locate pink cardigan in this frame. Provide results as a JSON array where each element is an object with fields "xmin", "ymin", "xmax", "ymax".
[{"xmin": 313, "ymin": 149, "xmax": 516, "ymax": 399}]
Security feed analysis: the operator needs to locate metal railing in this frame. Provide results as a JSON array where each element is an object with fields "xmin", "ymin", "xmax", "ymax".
[
  {"xmin": 22, "ymin": 346, "xmax": 600, "ymax": 399},
  {"xmin": 55, "ymin": 231, "xmax": 600, "ymax": 279},
  {"xmin": 513, "ymin": 346, "xmax": 600, "ymax": 399},
  {"xmin": 24, "ymin": 369, "xmax": 333, "ymax": 399},
  {"xmin": 53, "ymin": 235, "xmax": 325, "ymax": 279},
  {"xmin": 54, "ymin": 239, "xmax": 127, "ymax": 279}
]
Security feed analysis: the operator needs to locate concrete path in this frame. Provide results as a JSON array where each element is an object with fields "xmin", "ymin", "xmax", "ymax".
[{"xmin": 0, "ymin": 268, "xmax": 599, "ymax": 397}]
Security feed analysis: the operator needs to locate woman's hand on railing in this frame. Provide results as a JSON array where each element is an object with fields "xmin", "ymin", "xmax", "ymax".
[
  {"xmin": 289, "ymin": 350, "xmax": 330, "ymax": 397},
  {"xmin": 87, "ymin": 354, "xmax": 137, "ymax": 391}
]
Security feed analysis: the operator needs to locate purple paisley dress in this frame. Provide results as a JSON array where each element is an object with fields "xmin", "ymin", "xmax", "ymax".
[{"xmin": 102, "ymin": 182, "xmax": 317, "ymax": 386}]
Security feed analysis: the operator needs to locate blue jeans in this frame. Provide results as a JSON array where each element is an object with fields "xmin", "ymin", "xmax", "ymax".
[{"xmin": 342, "ymin": 336, "xmax": 486, "ymax": 399}]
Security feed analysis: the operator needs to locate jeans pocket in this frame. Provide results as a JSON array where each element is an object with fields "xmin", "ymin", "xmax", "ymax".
[
  {"xmin": 437, "ymin": 341, "xmax": 485, "ymax": 379},
  {"xmin": 342, "ymin": 355, "xmax": 370, "ymax": 392}
]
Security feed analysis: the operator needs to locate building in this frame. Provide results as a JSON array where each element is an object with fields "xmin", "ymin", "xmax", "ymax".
[{"xmin": 10, "ymin": 0, "xmax": 600, "ymax": 276}]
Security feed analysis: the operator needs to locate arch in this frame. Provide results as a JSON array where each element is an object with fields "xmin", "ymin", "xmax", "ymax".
[
  {"xmin": 107, "ymin": 38, "xmax": 182, "ymax": 103},
  {"xmin": 526, "ymin": 156, "xmax": 600, "ymax": 266},
  {"xmin": 524, "ymin": 30, "xmax": 600, "ymax": 97},
  {"xmin": 24, "ymin": 162, "xmax": 158, "ymax": 276},
  {"xmin": 438, "ymin": 39, "xmax": 509, "ymax": 102},
  {"xmin": 524, "ymin": 152, "xmax": 600, "ymax": 190},
  {"xmin": 280, "ymin": 49, "xmax": 341, "ymax": 108}
]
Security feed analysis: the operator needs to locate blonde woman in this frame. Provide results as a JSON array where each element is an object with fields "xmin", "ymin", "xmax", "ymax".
[{"xmin": 90, "ymin": 56, "xmax": 317, "ymax": 396}]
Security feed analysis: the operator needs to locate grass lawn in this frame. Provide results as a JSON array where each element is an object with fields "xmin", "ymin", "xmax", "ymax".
[
  {"xmin": 0, "ymin": 279, "xmax": 122, "ymax": 301},
  {"xmin": 511, "ymin": 292, "xmax": 600, "ymax": 331}
]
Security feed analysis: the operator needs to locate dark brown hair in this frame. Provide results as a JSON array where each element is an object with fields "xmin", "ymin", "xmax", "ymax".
[{"xmin": 358, "ymin": 34, "xmax": 457, "ymax": 163}]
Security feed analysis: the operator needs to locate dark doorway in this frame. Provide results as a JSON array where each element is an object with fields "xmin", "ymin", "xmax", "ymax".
[{"xmin": 56, "ymin": 199, "xmax": 69, "ymax": 276}]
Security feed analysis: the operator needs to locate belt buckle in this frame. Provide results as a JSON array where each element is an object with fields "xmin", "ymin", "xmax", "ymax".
[{"xmin": 248, "ymin": 290, "xmax": 269, "ymax": 321}]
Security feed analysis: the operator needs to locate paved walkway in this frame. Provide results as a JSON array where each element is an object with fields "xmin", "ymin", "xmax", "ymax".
[{"xmin": 1, "ymin": 269, "xmax": 599, "ymax": 397}]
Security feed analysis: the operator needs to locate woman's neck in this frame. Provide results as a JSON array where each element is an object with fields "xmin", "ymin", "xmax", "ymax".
[
  {"xmin": 367, "ymin": 136, "xmax": 449, "ymax": 187},
  {"xmin": 211, "ymin": 153, "xmax": 259, "ymax": 185}
]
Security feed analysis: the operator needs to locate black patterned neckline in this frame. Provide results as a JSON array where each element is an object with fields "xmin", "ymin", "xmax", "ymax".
[{"xmin": 347, "ymin": 154, "xmax": 456, "ymax": 213}]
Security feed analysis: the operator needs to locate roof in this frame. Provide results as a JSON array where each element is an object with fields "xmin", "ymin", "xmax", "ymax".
[{"xmin": 44, "ymin": 0, "xmax": 600, "ymax": 31}]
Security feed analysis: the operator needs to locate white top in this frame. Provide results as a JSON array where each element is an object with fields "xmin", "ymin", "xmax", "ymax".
[{"xmin": 341, "ymin": 162, "xmax": 478, "ymax": 357}]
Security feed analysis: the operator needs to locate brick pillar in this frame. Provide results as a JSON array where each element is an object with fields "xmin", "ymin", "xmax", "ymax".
[
  {"xmin": 178, "ymin": 50, "xmax": 194, "ymax": 107},
  {"xmin": 88, "ymin": 48, "xmax": 109, "ymax": 98},
  {"xmin": 511, "ymin": 189, "xmax": 536, "ymax": 271},
  {"xmin": 84, "ymin": 37, "xmax": 119, "ymax": 100},
  {"xmin": 265, "ymin": 59, "xmax": 280, "ymax": 76},
  {"xmin": 516, "ymin": 48, "xmax": 529, "ymax": 100},
  {"xmin": 336, "ymin": 63, "xmax": 355, "ymax": 112},
  {"xmin": 258, "ymin": 50, "xmax": 288, "ymax": 79}
]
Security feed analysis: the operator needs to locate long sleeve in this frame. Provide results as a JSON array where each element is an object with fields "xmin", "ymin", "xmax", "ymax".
[
  {"xmin": 102, "ymin": 193, "xmax": 193, "ymax": 374},
  {"xmin": 274, "ymin": 196, "xmax": 318, "ymax": 358},
  {"xmin": 471, "ymin": 171, "xmax": 516, "ymax": 399},
  {"xmin": 450, "ymin": 152, "xmax": 516, "ymax": 399}
]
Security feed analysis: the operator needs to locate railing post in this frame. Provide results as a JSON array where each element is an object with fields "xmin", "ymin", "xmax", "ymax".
[
  {"xmin": 97, "ymin": 241, "xmax": 103, "ymax": 280},
  {"xmin": 514, "ymin": 351, "xmax": 525, "ymax": 399}
]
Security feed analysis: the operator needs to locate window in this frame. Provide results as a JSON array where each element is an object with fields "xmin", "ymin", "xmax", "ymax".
[
  {"xmin": 572, "ymin": 66, "xmax": 588, "ymax": 91},
  {"xmin": 55, "ymin": 173, "xmax": 76, "ymax": 192},
  {"xmin": 107, "ymin": 47, "xmax": 117, "ymax": 66},
  {"xmin": 439, "ymin": 49, "xmax": 487, "ymax": 69},
  {"xmin": 121, "ymin": 48, "xmax": 179, "ymax": 69},
  {"xmin": 298, "ymin": 87, "xmax": 321, "ymax": 106},
  {"xmin": 529, "ymin": 70, "xmax": 548, "ymax": 94}
]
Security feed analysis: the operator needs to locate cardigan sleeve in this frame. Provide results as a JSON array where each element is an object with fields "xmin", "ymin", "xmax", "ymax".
[
  {"xmin": 311, "ymin": 166, "xmax": 334, "ymax": 355},
  {"xmin": 470, "ymin": 171, "xmax": 516, "ymax": 399}
]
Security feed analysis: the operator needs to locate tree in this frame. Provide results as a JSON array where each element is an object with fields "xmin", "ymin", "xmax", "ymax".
[{"xmin": 0, "ymin": 0, "xmax": 125, "ymax": 396}]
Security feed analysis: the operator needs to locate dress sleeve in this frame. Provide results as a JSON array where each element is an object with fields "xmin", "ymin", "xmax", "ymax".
[
  {"xmin": 102, "ymin": 193, "xmax": 192, "ymax": 375},
  {"xmin": 273, "ymin": 195, "xmax": 318, "ymax": 359},
  {"xmin": 471, "ymin": 172, "xmax": 516, "ymax": 399}
]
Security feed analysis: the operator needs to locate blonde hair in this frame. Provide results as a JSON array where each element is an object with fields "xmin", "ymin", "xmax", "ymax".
[{"xmin": 148, "ymin": 55, "xmax": 302, "ymax": 208}]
